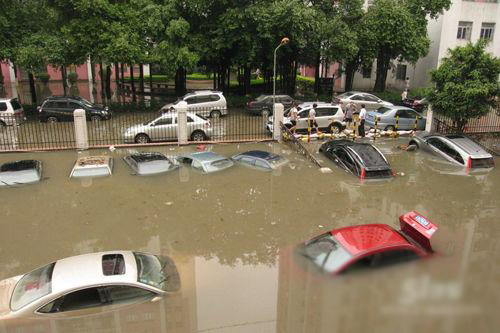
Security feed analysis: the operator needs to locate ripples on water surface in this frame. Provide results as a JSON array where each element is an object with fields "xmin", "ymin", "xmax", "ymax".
[{"xmin": 0, "ymin": 139, "xmax": 499, "ymax": 332}]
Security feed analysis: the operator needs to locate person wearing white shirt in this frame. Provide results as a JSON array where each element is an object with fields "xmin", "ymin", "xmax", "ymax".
[
  {"xmin": 308, "ymin": 103, "xmax": 320, "ymax": 134},
  {"xmin": 358, "ymin": 104, "xmax": 367, "ymax": 137}
]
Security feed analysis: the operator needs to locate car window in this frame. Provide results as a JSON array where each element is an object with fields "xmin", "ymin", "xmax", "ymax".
[
  {"xmin": 102, "ymin": 285, "xmax": 155, "ymax": 306},
  {"xmin": 187, "ymin": 116, "xmax": 194, "ymax": 123},
  {"xmin": 68, "ymin": 102, "xmax": 82, "ymax": 110},
  {"xmin": 10, "ymin": 99, "xmax": 22, "ymax": 110},
  {"xmin": 134, "ymin": 253, "xmax": 180, "ymax": 292},
  {"xmin": 304, "ymin": 233, "xmax": 353, "ymax": 273},
  {"xmin": 210, "ymin": 94, "xmax": 220, "ymax": 101},
  {"xmin": 154, "ymin": 118, "xmax": 173, "ymax": 126},
  {"xmin": 55, "ymin": 101, "xmax": 67, "ymax": 108},
  {"xmin": 316, "ymin": 108, "xmax": 336, "ymax": 117},
  {"xmin": 298, "ymin": 110, "xmax": 309, "ymax": 118},
  {"xmin": 185, "ymin": 97, "xmax": 197, "ymax": 105},
  {"xmin": 0, "ymin": 102, "xmax": 7, "ymax": 111},
  {"xmin": 427, "ymin": 138, "xmax": 464, "ymax": 164},
  {"xmin": 333, "ymin": 148, "xmax": 357, "ymax": 173},
  {"xmin": 38, "ymin": 287, "xmax": 104, "ymax": 313},
  {"xmin": 239, "ymin": 156, "xmax": 255, "ymax": 165},
  {"xmin": 11, "ymin": 263, "xmax": 55, "ymax": 311},
  {"xmin": 254, "ymin": 159, "xmax": 270, "ymax": 169},
  {"xmin": 43, "ymin": 101, "xmax": 56, "ymax": 108},
  {"xmin": 192, "ymin": 159, "xmax": 204, "ymax": 170},
  {"xmin": 376, "ymin": 107, "xmax": 392, "ymax": 114},
  {"xmin": 362, "ymin": 94, "xmax": 379, "ymax": 102},
  {"xmin": 350, "ymin": 95, "xmax": 364, "ymax": 101},
  {"xmin": 396, "ymin": 110, "xmax": 414, "ymax": 118},
  {"xmin": 197, "ymin": 95, "xmax": 212, "ymax": 103}
]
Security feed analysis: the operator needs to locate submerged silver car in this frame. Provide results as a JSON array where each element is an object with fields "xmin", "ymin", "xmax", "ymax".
[
  {"xmin": 123, "ymin": 152, "xmax": 179, "ymax": 175},
  {"xmin": 176, "ymin": 151, "xmax": 234, "ymax": 173},
  {"xmin": 0, "ymin": 251, "xmax": 180, "ymax": 320},
  {"xmin": 232, "ymin": 150, "xmax": 289, "ymax": 170},
  {"xmin": 409, "ymin": 132, "xmax": 495, "ymax": 169},
  {"xmin": 0, "ymin": 160, "xmax": 42, "ymax": 186},
  {"xmin": 123, "ymin": 112, "xmax": 212, "ymax": 143}
]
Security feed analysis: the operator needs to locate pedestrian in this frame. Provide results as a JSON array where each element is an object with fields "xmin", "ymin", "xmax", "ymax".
[
  {"xmin": 309, "ymin": 103, "xmax": 321, "ymax": 135},
  {"xmin": 289, "ymin": 102, "xmax": 299, "ymax": 135},
  {"xmin": 401, "ymin": 89, "xmax": 408, "ymax": 102},
  {"xmin": 344, "ymin": 101, "xmax": 354, "ymax": 127},
  {"xmin": 255, "ymin": 68, "xmax": 261, "ymax": 79},
  {"xmin": 358, "ymin": 104, "xmax": 367, "ymax": 137}
]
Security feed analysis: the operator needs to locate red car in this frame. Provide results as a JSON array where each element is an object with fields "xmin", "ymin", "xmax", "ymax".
[{"xmin": 298, "ymin": 211, "xmax": 438, "ymax": 274}]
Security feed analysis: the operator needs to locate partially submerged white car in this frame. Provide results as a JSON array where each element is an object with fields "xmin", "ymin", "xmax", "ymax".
[
  {"xmin": 0, "ymin": 251, "xmax": 180, "ymax": 319},
  {"xmin": 123, "ymin": 152, "xmax": 179, "ymax": 175},
  {"xmin": 0, "ymin": 160, "xmax": 42, "ymax": 186},
  {"xmin": 70, "ymin": 156, "xmax": 113, "ymax": 178}
]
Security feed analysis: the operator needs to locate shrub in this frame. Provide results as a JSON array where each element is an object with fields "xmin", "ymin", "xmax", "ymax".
[
  {"xmin": 67, "ymin": 72, "xmax": 78, "ymax": 84},
  {"xmin": 36, "ymin": 73, "xmax": 50, "ymax": 84}
]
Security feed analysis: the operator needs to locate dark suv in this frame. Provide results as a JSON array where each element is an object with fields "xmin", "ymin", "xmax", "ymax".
[
  {"xmin": 38, "ymin": 96, "xmax": 112, "ymax": 123},
  {"xmin": 246, "ymin": 95, "xmax": 295, "ymax": 116}
]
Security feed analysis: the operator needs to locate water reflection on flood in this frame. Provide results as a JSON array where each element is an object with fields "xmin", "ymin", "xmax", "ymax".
[{"xmin": 0, "ymin": 139, "xmax": 499, "ymax": 332}]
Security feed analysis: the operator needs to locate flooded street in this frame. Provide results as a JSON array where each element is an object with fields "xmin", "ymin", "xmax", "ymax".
[{"xmin": 0, "ymin": 139, "xmax": 499, "ymax": 333}]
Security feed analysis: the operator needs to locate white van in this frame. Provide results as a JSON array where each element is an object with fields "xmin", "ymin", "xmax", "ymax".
[{"xmin": 160, "ymin": 91, "xmax": 227, "ymax": 118}]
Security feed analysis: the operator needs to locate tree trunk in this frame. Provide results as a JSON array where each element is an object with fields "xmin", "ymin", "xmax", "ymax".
[
  {"xmin": 120, "ymin": 63, "xmax": 125, "ymax": 84},
  {"xmin": 374, "ymin": 51, "xmax": 390, "ymax": 92},
  {"xmin": 243, "ymin": 65, "xmax": 251, "ymax": 95},
  {"xmin": 90, "ymin": 61, "xmax": 96, "ymax": 84},
  {"xmin": 139, "ymin": 64, "xmax": 144, "ymax": 93},
  {"xmin": 61, "ymin": 66, "xmax": 68, "ymax": 96},
  {"xmin": 227, "ymin": 66, "xmax": 230, "ymax": 92},
  {"xmin": 314, "ymin": 53, "xmax": 321, "ymax": 94},
  {"xmin": 0, "ymin": 65, "xmax": 4, "ymax": 87},
  {"xmin": 149, "ymin": 63, "xmax": 153, "ymax": 92},
  {"xmin": 99, "ymin": 63, "xmax": 106, "ymax": 99},
  {"xmin": 344, "ymin": 61, "xmax": 357, "ymax": 92},
  {"xmin": 105, "ymin": 65, "xmax": 112, "ymax": 99},
  {"xmin": 130, "ymin": 64, "xmax": 136, "ymax": 98},
  {"xmin": 114, "ymin": 63, "xmax": 119, "ymax": 83},
  {"xmin": 175, "ymin": 67, "xmax": 186, "ymax": 96},
  {"xmin": 213, "ymin": 70, "xmax": 217, "ymax": 90},
  {"xmin": 28, "ymin": 72, "xmax": 37, "ymax": 105}
]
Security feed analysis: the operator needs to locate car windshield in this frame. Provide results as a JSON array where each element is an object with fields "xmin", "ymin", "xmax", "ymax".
[
  {"xmin": 10, "ymin": 99, "xmax": 22, "ymax": 110},
  {"xmin": 304, "ymin": 233, "xmax": 352, "ymax": 273},
  {"xmin": 11, "ymin": 263, "xmax": 55, "ymax": 311},
  {"xmin": 205, "ymin": 158, "xmax": 233, "ymax": 173},
  {"xmin": 134, "ymin": 253, "xmax": 180, "ymax": 292},
  {"xmin": 376, "ymin": 107, "xmax": 392, "ymax": 114}
]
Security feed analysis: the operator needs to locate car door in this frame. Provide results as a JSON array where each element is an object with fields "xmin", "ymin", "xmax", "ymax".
[
  {"xmin": 315, "ymin": 107, "xmax": 334, "ymax": 128},
  {"xmin": 149, "ymin": 116, "xmax": 176, "ymax": 141},
  {"xmin": 395, "ymin": 109, "xmax": 413, "ymax": 129},
  {"xmin": 52, "ymin": 101, "xmax": 71, "ymax": 120},
  {"xmin": 296, "ymin": 109, "xmax": 310, "ymax": 130},
  {"xmin": 426, "ymin": 137, "xmax": 465, "ymax": 165},
  {"xmin": 332, "ymin": 147, "xmax": 358, "ymax": 175}
]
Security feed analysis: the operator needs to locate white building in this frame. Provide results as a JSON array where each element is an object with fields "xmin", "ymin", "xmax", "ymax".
[{"xmin": 351, "ymin": 0, "xmax": 499, "ymax": 91}]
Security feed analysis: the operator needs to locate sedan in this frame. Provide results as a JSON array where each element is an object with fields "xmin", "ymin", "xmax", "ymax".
[
  {"xmin": 123, "ymin": 112, "xmax": 212, "ymax": 143},
  {"xmin": 232, "ymin": 150, "xmax": 289, "ymax": 170},
  {"xmin": 335, "ymin": 91, "xmax": 393, "ymax": 111},
  {"xmin": 295, "ymin": 211, "xmax": 438, "ymax": 275},
  {"xmin": 176, "ymin": 151, "xmax": 234, "ymax": 173},
  {"xmin": 365, "ymin": 106, "xmax": 426, "ymax": 131},
  {"xmin": 0, "ymin": 160, "xmax": 42, "ymax": 187},
  {"xmin": 0, "ymin": 251, "xmax": 180, "ymax": 319},
  {"xmin": 123, "ymin": 152, "xmax": 179, "ymax": 175}
]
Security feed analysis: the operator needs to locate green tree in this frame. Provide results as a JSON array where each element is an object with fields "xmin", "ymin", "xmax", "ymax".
[{"xmin": 427, "ymin": 40, "xmax": 500, "ymax": 132}]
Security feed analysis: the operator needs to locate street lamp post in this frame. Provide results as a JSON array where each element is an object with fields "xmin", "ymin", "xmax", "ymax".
[{"xmin": 273, "ymin": 37, "xmax": 289, "ymax": 115}]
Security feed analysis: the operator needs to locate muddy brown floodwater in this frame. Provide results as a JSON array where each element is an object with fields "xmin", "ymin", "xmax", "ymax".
[{"xmin": 0, "ymin": 139, "xmax": 499, "ymax": 333}]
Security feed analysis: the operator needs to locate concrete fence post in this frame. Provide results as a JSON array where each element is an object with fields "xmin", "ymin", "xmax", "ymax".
[
  {"xmin": 74, "ymin": 109, "xmax": 89, "ymax": 150},
  {"xmin": 425, "ymin": 104, "xmax": 434, "ymax": 132},
  {"xmin": 176, "ymin": 101, "xmax": 188, "ymax": 144},
  {"xmin": 273, "ymin": 103, "xmax": 284, "ymax": 142}
]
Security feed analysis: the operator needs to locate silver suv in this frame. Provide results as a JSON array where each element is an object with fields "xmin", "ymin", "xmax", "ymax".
[
  {"xmin": 0, "ymin": 98, "xmax": 26, "ymax": 126},
  {"xmin": 409, "ymin": 133, "xmax": 495, "ymax": 169},
  {"xmin": 160, "ymin": 90, "xmax": 227, "ymax": 118},
  {"xmin": 123, "ymin": 112, "xmax": 212, "ymax": 143}
]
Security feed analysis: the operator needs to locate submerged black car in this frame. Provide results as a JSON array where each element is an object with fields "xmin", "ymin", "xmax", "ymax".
[
  {"xmin": 38, "ymin": 96, "xmax": 112, "ymax": 123},
  {"xmin": 319, "ymin": 140, "xmax": 393, "ymax": 179}
]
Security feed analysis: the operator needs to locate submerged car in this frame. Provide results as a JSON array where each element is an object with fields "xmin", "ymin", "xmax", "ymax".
[
  {"xmin": 365, "ymin": 106, "xmax": 426, "ymax": 131},
  {"xmin": 176, "ymin": 151, "xmax": 234, "ymax": 173},
  {"xmin": 296, "ymin": 211, "xmax": 438, "ymax": 275},
  {"xmin": 0, "ymin": 160, "xmax": 42, "ymax": 186},
  {"xmin": 319, "ymin": 140, "xmax": 393, "ymax": 179},
  {"xmin": 408, "ymin": 133, "xmax": 495, "ymax": 170},
  {"xmin": 123, "ymin": 152, "xmax": 178, "ymax": 175},
  {"xmin": 0, "ymin": 251, "xmax": 180, "ymax": 319},
  {"xmin": 232, "ymin": 150, "xmax": 289, "ymax": 170},
  {"xmin": 123, "ymin": 112, "xmax": 212, "ymax": 143},
  {"xmin": 70, "ymin": 156, "xmax": 113, "ymax": 178}
]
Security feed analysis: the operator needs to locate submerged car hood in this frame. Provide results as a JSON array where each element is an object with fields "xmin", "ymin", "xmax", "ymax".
[{"xmin": 0, "ymin": 275, "xmax": 21, "ymax": 317}]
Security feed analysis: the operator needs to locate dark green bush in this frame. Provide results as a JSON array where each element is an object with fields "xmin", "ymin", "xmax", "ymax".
[
  {"xmin": 36, "ymin": 73, "xmax": 50, "ymax": 84},
  {"xmin": 67, "ymin": 72, "xmax": 78, "ymax": 84}
]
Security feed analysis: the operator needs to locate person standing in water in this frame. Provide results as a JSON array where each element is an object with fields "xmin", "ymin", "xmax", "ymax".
[
  {"xmin": 358, "ymin": 104, "xmax": 367, "ymax": 137},
  {"xmin": 289, "ymin": 102, "xmax": 299, "ymax": 134}
]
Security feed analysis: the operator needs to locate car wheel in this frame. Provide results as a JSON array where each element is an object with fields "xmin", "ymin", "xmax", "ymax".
[
  {"xmin": 328, "ymin": 123, "xmax": 342, "ymax": 134},
  {"xmin": 47, "ymin": 116, "xmax": 58, "ymax": 123},
  {"xmin": 135, "ymin": 133, "xmax": 150, "ymax": 144},
  {"xmin": 210, "ymin": 110, "xmax": 221, "ymax": 119},
  {"xmin": 385, "ymin": 125, "xmax": 396, "ymax": 131},
  {"xmin": 262, "ymin": 109, "xmax": 270, "ymax": 117},
  {"xmin": 90, "ymin": 115, "xmax": 102, "ymax": 122},
  {"xmin": 191, "ymin": 130, "xmax": 207, "ymax": 141}
]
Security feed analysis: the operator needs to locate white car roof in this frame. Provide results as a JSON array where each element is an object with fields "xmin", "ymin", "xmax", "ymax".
[
  {"xmin": 51, "ymin": 251, "xmax": 138, "ymax": 294},
  {"xmin": 70, "ymin": 156, "xmax": 113, "ymax": 178}
]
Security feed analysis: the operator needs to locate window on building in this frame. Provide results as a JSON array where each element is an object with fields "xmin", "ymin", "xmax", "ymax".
[
  {"xmin": 480, "ymin": 23, "xmax": 495, "ymax": 40},
  {"xmin": 361, "ymin": 65, "xmax": 372, "ymax": 79},
  {"xmin": 457, "ymin": 21, "xmax": 473, "ymax": 40},
  {"xmin": 396, "ymin": 64, "xmax": 407, "ymax": 80}
]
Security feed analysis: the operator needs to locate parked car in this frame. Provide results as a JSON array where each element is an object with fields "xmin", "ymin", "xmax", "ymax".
[
  {"xmin": 0, "ymin": 160, "xmax": 42, "ymax": 186},
  {"xmin": 403, "ymin": 97, "xmax": 428, "ymax": 113},
  {"xmin": 246, "ymin": 95, "xmax": 295, "ymax": 116},
  {"xmin": 408, "ymin": 132, "xmax": 495, "ymax": 169},
  {"xmin": 0, "ymin": 251, "xmax": 180, "ymax": 319},
  {"xmin": 268, "ymin": 103, "xmax": 345, "ymax": 134},
  {"xmin": 319, "ymin": 140, "xmax": 393, "ymax": 179},
  {"xmin": 0, "ymin": 98, "xmax": 26, "ymax": 126},
  {"xmin": 295, "ymin": 211, "xmax": 438, "ymax": 275},
  {"xmin": 123, "ymin": 152, "xmax": 179, "ymax": 175},
  {"xmin": 160, "ymin": 90, "xmax": 227, "ymax": 118},
  {"xmin": 232, "ymin": 150, "xmax": 289, "ymax": 170},
  {"xmin": 365, "ymin": 106, "xmax": 426, "ymax": 131},
  {"xmin": 70, "ymin": 156, "xmax": 113, "ymax": 178},
  {"xmin": 37, "ymin": 96, "xmax": 112, "ymax": 123},
  {"xmin": 176, "ymin": 151, "xmax": 234, "ymax": 173},
  {"xmin": 123, "ymin": 112, "xmax": 212, "ymax": 143},
  {"xmin": 335, "ymin": 91, "xmax": 393, "ymax": 111}
]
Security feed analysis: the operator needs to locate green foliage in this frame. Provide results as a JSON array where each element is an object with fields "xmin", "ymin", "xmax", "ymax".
[
  {"xmin": 67, "ymin": 72, "xmax": 78, "ymax": 83},
  {"xmin": 36, "ymin": 72, "xmax": 50, "ymax": 83},
  {"xmin": 427, "ymin": 41, "xmax": 500, "ymax": 132}
]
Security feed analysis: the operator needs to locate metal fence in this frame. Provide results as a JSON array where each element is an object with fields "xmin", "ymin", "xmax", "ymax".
[
  {"xmin": 434, "ymin": 108, "xmax": 500, "ymax": 134},
  {"xmin": 0, "ymin": 108, "xmax": 272, "ymax": 152}
]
